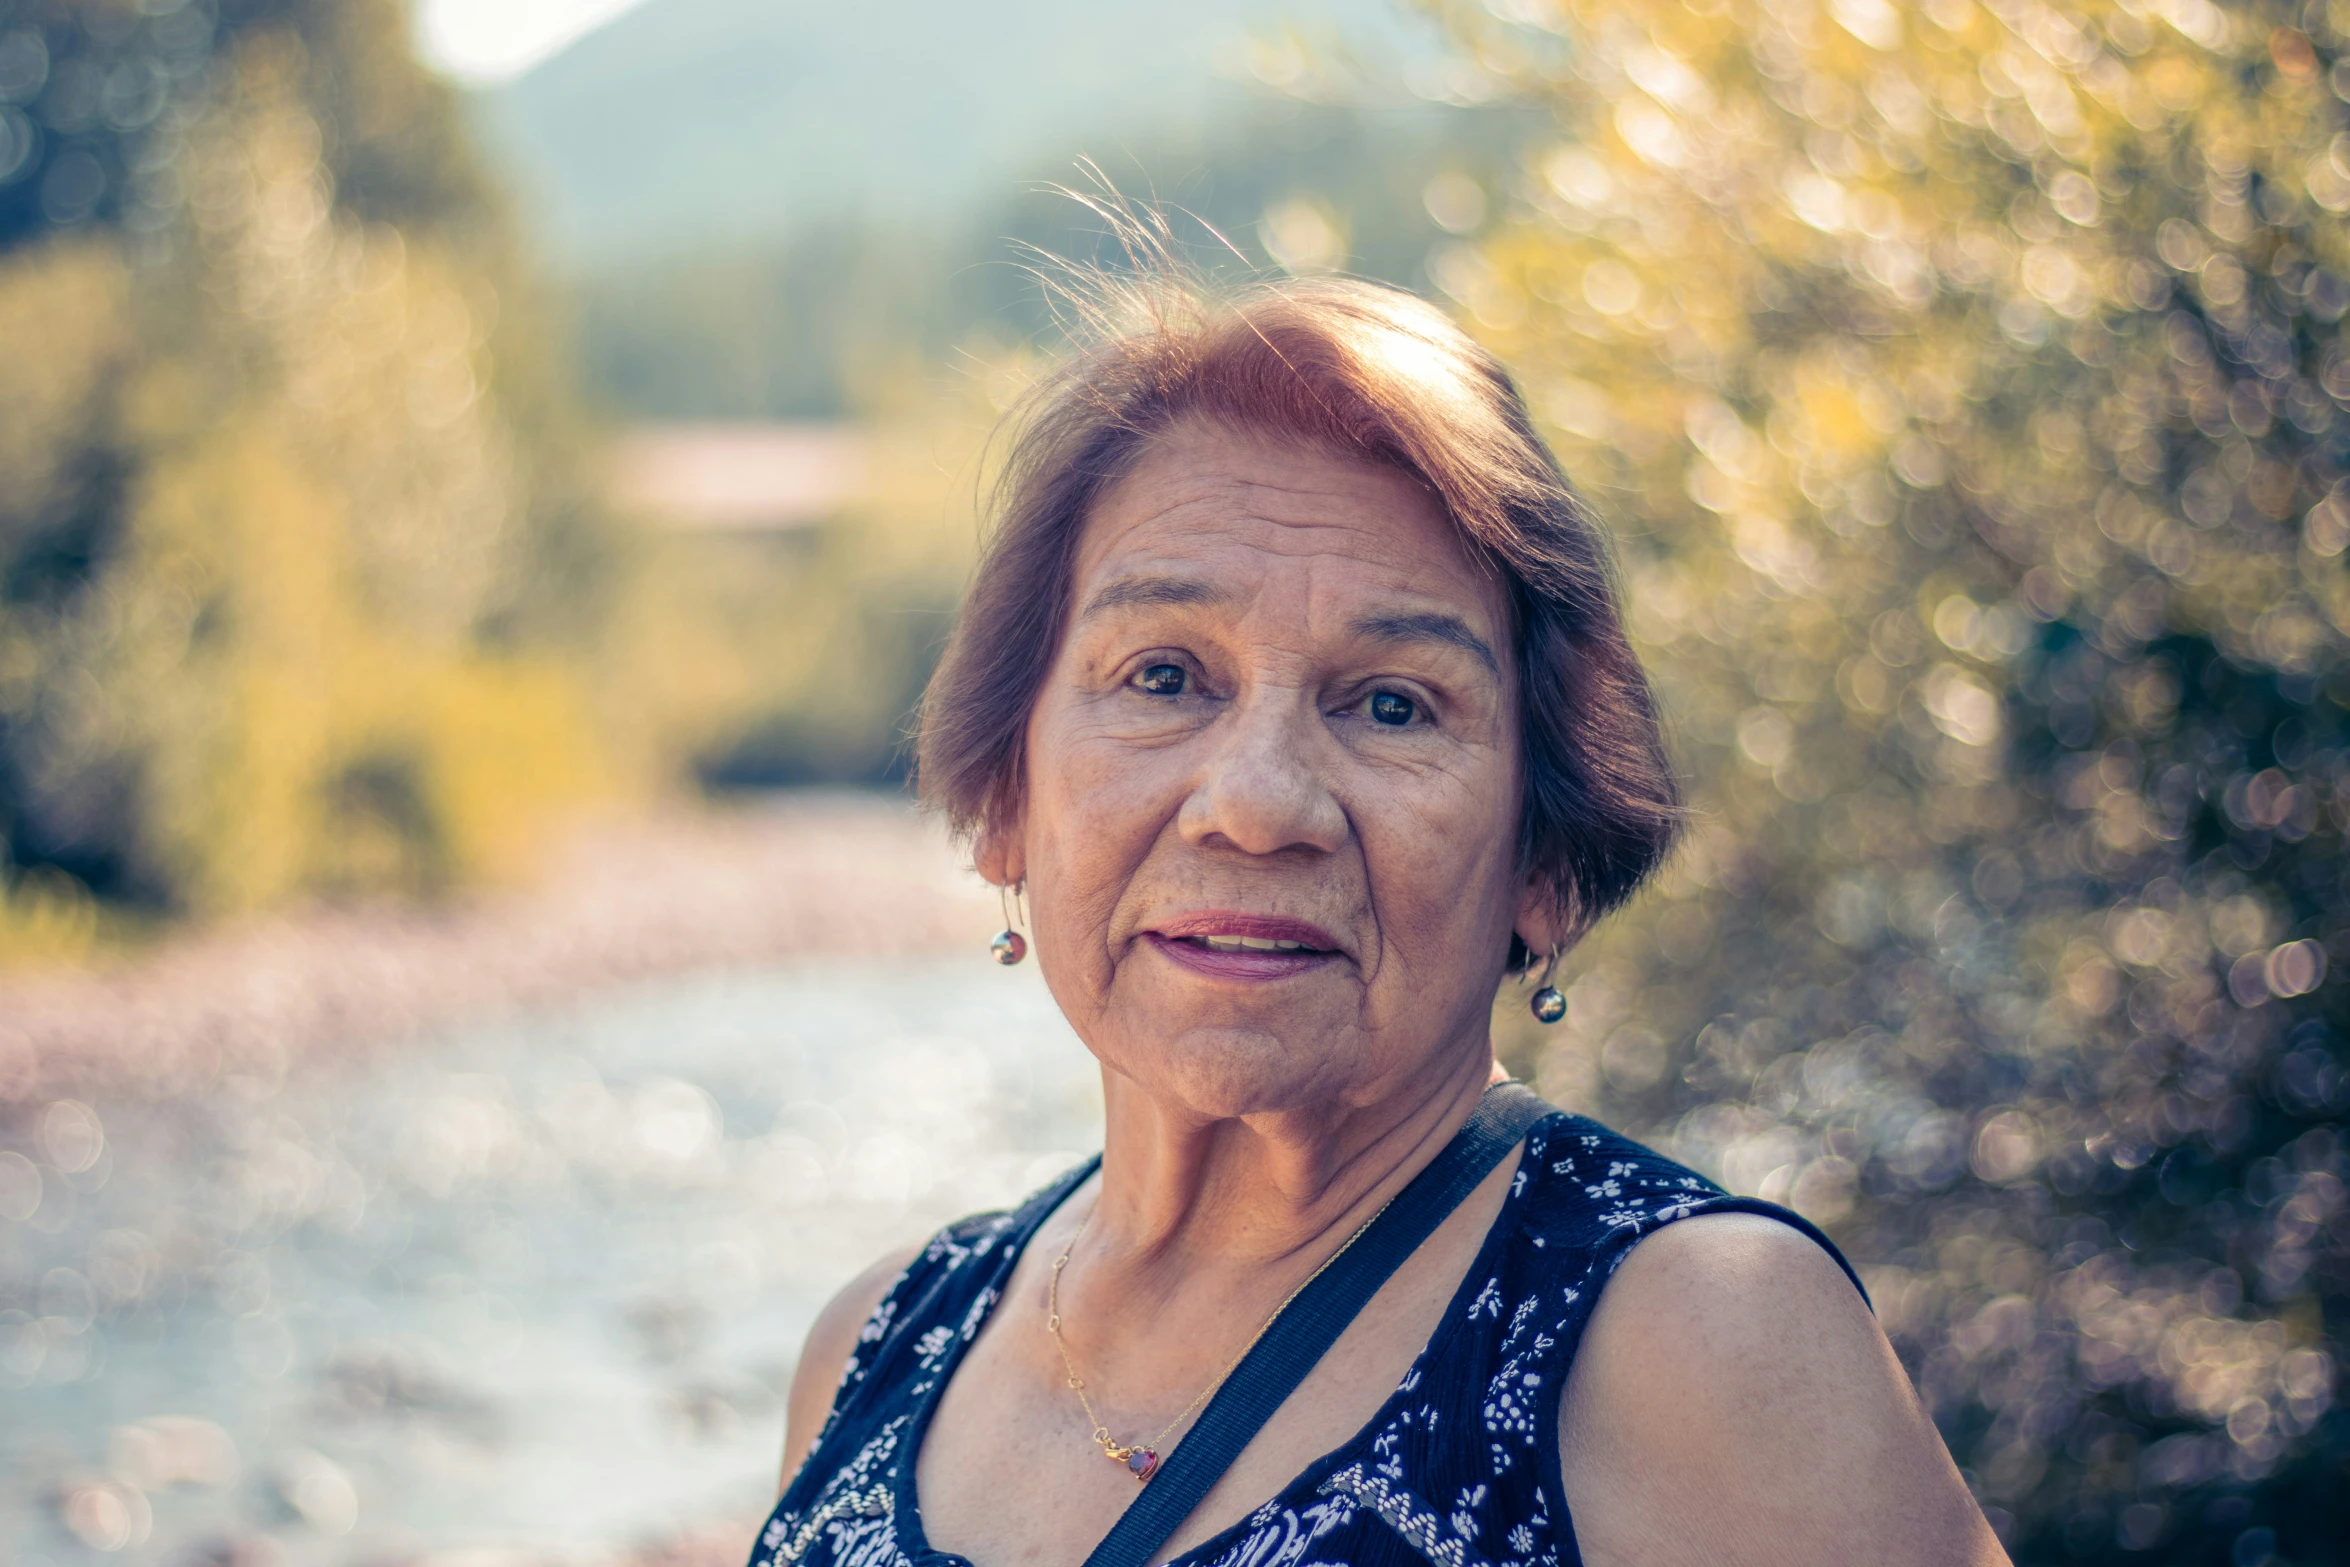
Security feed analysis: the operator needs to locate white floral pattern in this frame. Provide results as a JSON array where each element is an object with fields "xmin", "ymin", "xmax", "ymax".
[
  {"xmin": 751, "ymin": 1116, "xmax": 1855, "ymax": 1567},
  {"xmin": 762, "ymin": 1418, "xmax": 910, "ymax": 1567},
  {"xmin": 1194, "ymin": 1492, "xmax": 1360, "ymax": 1567}
]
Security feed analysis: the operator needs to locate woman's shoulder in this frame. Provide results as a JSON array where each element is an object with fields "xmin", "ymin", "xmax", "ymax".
[
  {"xmin": 807, "ymin": 1204, "xmax": 1026, "ymax": 1380},
  {"xmin": 1506, "ymin": 1110, "xmax": 1864, "ymax": 1314},
  {"xmin": 1558, "ymin": 1210, "xmax": 2008, "ymax": 1563},
  {"xmin": 779, "ymin": 1240, "xmax": 925, "ymax": 1491},
  {"xmin": 1502, "ymin": 1120, "xmax": 2001, "ymax": 1559},
  {"xmin": 1515, "ymin": 1110, "xmax": 1725, "ymax": 1237},
  {"xmin": 779, "ymin": 1162, "xmax": 1096, "ymax": 1490},
  {"xmin": 840, "ymin": 1170, "xmax": 1087, "ymax": 1361}
]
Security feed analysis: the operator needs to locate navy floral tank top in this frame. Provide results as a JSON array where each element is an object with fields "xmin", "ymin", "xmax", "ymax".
[{"xmin": 751, "ymin": 1109, "xmax": 1860, "ymax": 1567}]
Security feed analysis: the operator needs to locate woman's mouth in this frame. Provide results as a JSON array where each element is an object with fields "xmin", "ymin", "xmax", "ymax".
[
  {"xmin": 1143, "ymin": 915, "xmax": 1343, "ymax": 981},
  {"xmin": 1190, "ymin": 934, "xmax": 1320, "ymax": 953}
]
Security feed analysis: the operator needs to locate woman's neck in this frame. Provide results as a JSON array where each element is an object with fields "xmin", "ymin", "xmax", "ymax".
[{"xmin": 1078, "ymin": 1045, "xmax": 1503, "ymax": 1307}]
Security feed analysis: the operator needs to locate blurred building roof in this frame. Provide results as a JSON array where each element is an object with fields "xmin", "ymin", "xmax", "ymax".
[{"xmin": 613, "ymin": 422, "xmax": 871, "ymax": 531}]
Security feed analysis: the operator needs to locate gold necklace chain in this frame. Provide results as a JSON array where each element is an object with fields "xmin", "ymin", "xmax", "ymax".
[{"xmin": 1044, "ymin": 1193, "xmax": 1393, "ymax": 1484}]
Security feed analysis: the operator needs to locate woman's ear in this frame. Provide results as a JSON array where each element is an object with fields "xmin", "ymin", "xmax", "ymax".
[
  {"xmin": 1512, "ymin": 875, "xmax": 1578, "ymax": 964},
  {"xmin": 973, "ymin": 810, "xmax": 1027, "ymax": 890}
]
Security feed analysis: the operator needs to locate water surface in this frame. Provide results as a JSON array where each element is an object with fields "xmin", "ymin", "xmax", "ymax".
[{"xmin": 2, "ymin": 958, "xmax": 1099, "ymax": 1566}]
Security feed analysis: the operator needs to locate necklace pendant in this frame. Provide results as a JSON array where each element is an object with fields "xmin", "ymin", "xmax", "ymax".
[{"xmin": 1125, "ymin": 1446, "xmax": 1159, "ymax": 1482}]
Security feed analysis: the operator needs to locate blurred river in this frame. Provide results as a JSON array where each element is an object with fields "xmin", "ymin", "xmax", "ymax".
[{"xmin": 2, "ymin": 957, "xmax": 1101, "ymax": 1567}]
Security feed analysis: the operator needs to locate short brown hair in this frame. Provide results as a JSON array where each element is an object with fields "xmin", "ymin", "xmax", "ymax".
[{"xmin": 916, "ymin": 268, "xmax": 1678, "ymax": 962}]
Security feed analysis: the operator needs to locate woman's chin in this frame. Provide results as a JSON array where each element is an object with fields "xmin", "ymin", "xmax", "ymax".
[{"xmin": 1099, "ymin": 1023, "xmax": 1352, "ymax": 1122}]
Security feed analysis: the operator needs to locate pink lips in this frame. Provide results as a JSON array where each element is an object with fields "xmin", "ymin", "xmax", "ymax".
[{"xmin": 1143, "ymin": 912, "xmax": 1344, "ymax": 982}]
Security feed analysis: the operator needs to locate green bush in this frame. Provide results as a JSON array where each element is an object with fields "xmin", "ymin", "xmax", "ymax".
[{"xmin": 1449, "ymin": 0, "xmax": 2349, "ymax": 1555}]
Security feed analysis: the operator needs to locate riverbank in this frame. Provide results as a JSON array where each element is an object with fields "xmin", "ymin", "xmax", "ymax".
[
  {"xmin": 0, "ymin": 938, "xmax": 1095, "ymax": 1567},
  {"xmin": 0, "ymin": 792, "xmax": 1000, "ymax": 1109}
]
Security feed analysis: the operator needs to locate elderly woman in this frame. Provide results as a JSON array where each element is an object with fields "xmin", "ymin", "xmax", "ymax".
[{"xmin": 757, "ymin": 273, "xmax": 2006, "ymax": 1567}]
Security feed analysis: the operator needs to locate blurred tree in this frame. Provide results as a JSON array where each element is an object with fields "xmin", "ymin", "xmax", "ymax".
[
  {"xmin": 0, "ymin": 0, "xmax": 627, "ymax": 948},
  {"xmin": 1445, "ymin": 0, "xmax": 2350, "ymax": 1557}
]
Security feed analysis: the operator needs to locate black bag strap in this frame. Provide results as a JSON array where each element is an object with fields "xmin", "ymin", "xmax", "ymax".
[{"xmin": 1080, "ymin": 1080, "xmax": 1554, "ymax": 1567}]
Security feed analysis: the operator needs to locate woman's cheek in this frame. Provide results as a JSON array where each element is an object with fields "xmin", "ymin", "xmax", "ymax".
[
  {"xmin": 1362, "ymin": 755, "xmax": 1518, "ymax": 933},
  {"xmin": 1055, "ymin": 725, "xmax": 1146, "ymax": 820},
  {"xmin": 1032, "ymin": 722, "xmax": 1180, "ymax": 924},
  {"xmin": 1355, "ymin": 737, "xmax": 1502, "ymax": 836},
  {"xmin": 1059, "ymin": 707, "xmax": 1190, "ymax": 807}
]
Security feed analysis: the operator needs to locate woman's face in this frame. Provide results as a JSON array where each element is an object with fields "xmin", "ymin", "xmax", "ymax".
[{"xmin": 984, "ymin": 419, "xmax": 1546, "ymax": 1121}]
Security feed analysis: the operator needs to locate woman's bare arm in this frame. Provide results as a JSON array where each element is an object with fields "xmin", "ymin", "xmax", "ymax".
[
  {"xmin": 778, "ymin": 1244, "xmax": 923, "ymax": 1495},
  {"xmin": 1560, "ymin": 1213, "xmax": 2008, "ymax": 1567}
]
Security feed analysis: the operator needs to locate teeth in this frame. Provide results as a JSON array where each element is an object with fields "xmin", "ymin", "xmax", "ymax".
[{"xmin": 1198, "ymin": 935, "xmax": 1312, "ymax": 952}]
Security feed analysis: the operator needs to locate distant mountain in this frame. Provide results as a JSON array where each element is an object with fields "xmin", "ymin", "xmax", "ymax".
[
  {"xmin": 472, "ymin": 0, "xmax": 1456, "ymax": 268},
  {"xmin": 561, "ymin": 96, "xmax": 1536, "ymax": 419}
]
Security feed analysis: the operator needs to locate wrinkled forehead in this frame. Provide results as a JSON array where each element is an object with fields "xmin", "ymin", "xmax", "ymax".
[{"xmin": 1070, "ymin": 419, "xmax": 1511, "ymax": 641}]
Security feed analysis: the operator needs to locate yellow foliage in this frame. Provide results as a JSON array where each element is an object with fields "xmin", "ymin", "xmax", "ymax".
[
  {"xmin": 1429, "ymin": 0, "xmax": 2350, "ymax": 1541},
  {"xmin": 0, "ymin": 238, "xmax": 131, "ymax": 524},
  {"xmin": 0, "ymin": 30, "xmax": 621, "ymax": 952},
  {"xmin": 0, "ymin": 865, "xmax": 101, "ymax": 969}
]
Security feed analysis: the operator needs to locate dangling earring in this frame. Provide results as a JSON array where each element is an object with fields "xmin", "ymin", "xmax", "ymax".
[
  {"xmin": 1529, "ymin": 944, "xmax": 1565, "ymax": 1023},
  {"xmin": 990, "ymin": 881, "xmax": 1028, "ymax": 966}
]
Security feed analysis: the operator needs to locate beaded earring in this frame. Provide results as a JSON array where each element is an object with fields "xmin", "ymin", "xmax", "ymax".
[
  {"xmin": 990, "ymin": 882, "xmax": 1028, "ymax": 966},
  {"xmin": 1529, "ymin": 945, "xmax": 1565, "ymax": 1023}
]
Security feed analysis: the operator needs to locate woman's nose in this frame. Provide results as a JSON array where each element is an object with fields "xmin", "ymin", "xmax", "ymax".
[{"xmin": 1175, "ymin": 689, "xmax": 1349, "ymax": 857}]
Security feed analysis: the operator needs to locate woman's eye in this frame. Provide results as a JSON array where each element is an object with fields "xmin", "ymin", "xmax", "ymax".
[
  {"xmin": 1368, "ymin": 691, "xmax": 1417, "ymax": 727},
  {"xmin": 1133, "ymin": 663, "xmax": 1188, "ymax": 697}
]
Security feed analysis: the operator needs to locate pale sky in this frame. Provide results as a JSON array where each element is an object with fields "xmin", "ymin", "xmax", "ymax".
[{"xmin": 414, "ymin": 0, "xmax": 659, "ymax": 83}]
